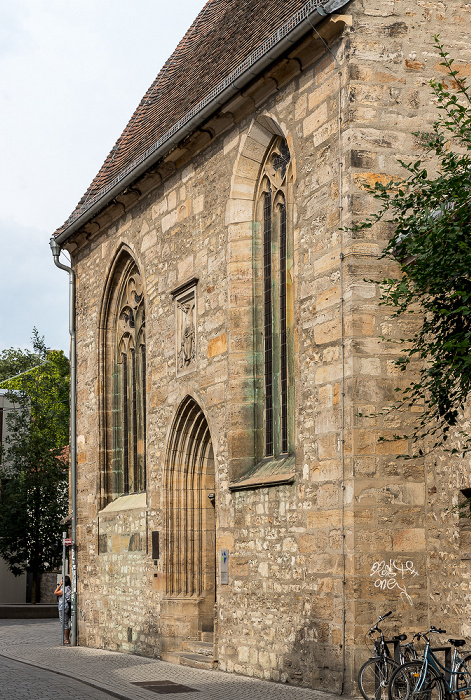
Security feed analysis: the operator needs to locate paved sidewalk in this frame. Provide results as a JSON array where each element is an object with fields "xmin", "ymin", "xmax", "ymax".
[
  {"xmin": 0, "ymin": 619, "xmax": 338, "ymax": 700},
  {"xmin": 0, "ymin": 654, "xmax": 118, "ymax": 700}
]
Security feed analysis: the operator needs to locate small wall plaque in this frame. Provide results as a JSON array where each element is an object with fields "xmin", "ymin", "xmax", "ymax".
[
  {"xmin": 220, "ymin": 549, "xmax": 229, "ymax": 585},
  {"xmin": 171, "ymin": 278, "xmax": 198, "ymax": 376}
]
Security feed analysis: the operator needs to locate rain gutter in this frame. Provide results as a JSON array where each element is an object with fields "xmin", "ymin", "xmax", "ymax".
[
  {"xmin": 53, "ymin": 0, "xmax": 350, "ymax": 245},
  {"xmin": 49, "ymin": 239, "xmax": 78, "ymax": 648}
]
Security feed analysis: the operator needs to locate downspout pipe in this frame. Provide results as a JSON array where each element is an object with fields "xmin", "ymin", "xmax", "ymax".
[
  {"xmin": 53, "ymin": 0, "xmax": 350, "ymax": 247},
  {"xmin": 49, "ymin": 237, "xmax": 77, "ymax": 648}
]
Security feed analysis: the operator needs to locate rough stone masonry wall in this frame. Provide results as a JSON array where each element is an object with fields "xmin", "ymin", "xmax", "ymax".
[
  {"xmin": 70, "ymin": 15, "xmax": 353, "ymax": 681},
  {"xmin": 73, "ymin": 125, "xmax": 234, "ymax": 655},
  {"xmin": 68, "ymin": 0, "xmax": 470, "ymax": 693},
  {"xmin": 216, "ymin": 44, "xmax": 351, "ymax": 692},
  {"xmin": 343, "ymin": 0, "xmax": 471, "ymax": 685}
]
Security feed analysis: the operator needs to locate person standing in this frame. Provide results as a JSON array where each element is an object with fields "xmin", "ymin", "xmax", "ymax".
[{"xmin": 54, "ymin": 575, "xmax": 71, "ymax": 644}]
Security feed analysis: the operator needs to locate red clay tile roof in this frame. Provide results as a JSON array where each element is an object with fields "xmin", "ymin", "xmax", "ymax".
[{"xmin": 55, "ymin": 0, "xmax": 326, "ymax": 237}]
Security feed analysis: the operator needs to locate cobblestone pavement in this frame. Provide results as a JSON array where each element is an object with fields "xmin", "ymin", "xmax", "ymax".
[
  {"xmin": 0, "ymin": 654, "xmax": 118, "ymax": 700},
  {"xmin": 0, "ymin": 619, "xmax": 339, "ymax": 700}
]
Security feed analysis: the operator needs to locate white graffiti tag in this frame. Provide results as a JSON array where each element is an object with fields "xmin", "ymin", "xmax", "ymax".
[{"xmin": 370, "ymin": 560, "xmax": 418, "ymax": 606}]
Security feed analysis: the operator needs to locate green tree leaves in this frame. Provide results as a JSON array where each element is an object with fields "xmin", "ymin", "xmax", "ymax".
[{"xmin": 0, "ymin": 329, "xmax": 69, "ymax": 601}]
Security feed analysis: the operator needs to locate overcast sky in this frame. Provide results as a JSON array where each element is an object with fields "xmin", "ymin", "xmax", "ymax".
[{"xmin": 0, "ymin": 0, "xmax": 206, "ymax": 354}]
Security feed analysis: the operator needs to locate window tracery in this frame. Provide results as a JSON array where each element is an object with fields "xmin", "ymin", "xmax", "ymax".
[
  {"xmin": 256, "ymin": 137, "xmax": 294, "ymax": 459},
  {"xmin": 101, "ymin": 257, "xmax": 147, "ymax": 500},
  {"xmin": 116, "ymin": 270, "xmax": 146, "ymax": 494}
]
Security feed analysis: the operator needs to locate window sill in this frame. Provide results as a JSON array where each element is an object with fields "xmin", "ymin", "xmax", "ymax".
[
  {"xmin": 229, "ymin": 453, "xmax": 295, "ymax": 491},
  {"xmin": 99, "ymin": 492, "xmax": 147, "ymax": 515}
]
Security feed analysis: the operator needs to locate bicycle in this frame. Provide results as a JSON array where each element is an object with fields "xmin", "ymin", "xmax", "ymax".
[
  {"xmin": 388, "ymin": 626, "xmax": 471, "ymax": 700},
  {"xmin": 358, "ymin": 611, "xmax": 418, "ymax": 700}
]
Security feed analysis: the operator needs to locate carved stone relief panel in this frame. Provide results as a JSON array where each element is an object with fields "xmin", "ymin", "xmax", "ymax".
[{"xmin": 172, "ymin": 278, "xmax": 198, "ymax": 376}]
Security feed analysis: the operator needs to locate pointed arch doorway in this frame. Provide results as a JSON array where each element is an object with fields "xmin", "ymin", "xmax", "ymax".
[{"xmin": 161, "ymin": 396, "xmax": 216, "ymax": 655}]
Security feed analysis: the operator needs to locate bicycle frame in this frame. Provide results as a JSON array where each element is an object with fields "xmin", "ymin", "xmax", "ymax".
[
  {"xmin": 358, "ymin": 612, "xmax": 415, "ymax": 700},
  {"xmin": 413, "ymin": 640, "xmax": 471, "ymax": 697}
]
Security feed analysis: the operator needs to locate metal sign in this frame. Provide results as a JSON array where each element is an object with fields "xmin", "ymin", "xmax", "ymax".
[
  {"xmin": 64, "ymin": 538, "xmax": 73, "ymax": 546},
  {"xmin": 220, "ymin": 549, "xmax": 229, "ymax": 585}
]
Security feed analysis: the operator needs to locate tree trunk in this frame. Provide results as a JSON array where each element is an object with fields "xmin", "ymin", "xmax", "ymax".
[{"xmin": 31, "ymin": 570, "xmax": 39, "ymax": 604}]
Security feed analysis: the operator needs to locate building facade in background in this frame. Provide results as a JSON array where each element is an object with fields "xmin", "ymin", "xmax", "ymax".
[{"xmin": 52, "ymin": 0, "xmax": 470, "ymax": 691}]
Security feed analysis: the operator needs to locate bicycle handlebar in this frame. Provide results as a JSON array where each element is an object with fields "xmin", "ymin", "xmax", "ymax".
[
  {"xmin": 368, "ymin": 611, "xmax": 393, "ymax": 635},
  {"xmin": 413, "ymin": 627, "xmax": 447, "ymax": 641}
]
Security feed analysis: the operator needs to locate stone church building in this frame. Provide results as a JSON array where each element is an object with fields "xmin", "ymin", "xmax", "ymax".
[{"xmin": 52, "ymin": 0, "xmax": 470, "ymax": 692}]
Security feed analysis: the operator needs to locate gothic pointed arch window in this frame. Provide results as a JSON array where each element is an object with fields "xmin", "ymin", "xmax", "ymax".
[
  {"xmin": 103, "ymin": 255, "xmax": 146, "ymax": 499},
  {"xmin": 255, "ymin": 137, "xmax": 294, "ymax": 460},
  {"xmin": 116, "ymin": 270, "xmax": 146, "ymax": 493}
]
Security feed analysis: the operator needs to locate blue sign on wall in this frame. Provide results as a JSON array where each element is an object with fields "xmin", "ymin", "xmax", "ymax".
[{"xmin": 220, "ymin": 549, "xmax": 229, "ymax": 584}]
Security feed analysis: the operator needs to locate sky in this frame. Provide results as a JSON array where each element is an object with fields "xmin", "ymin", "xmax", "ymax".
[{"xmin": 0, "ymin": 0, "xmax": 206, "ymax": 354}]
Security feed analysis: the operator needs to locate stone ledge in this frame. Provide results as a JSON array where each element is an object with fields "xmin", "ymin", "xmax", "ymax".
[
  {"xmin": 229, "ymin": 453, "xmax": 295, "ymax": 491},
  {"xmin": 99, "ymin": 492, "xmax": 147, "ymax": 515}
]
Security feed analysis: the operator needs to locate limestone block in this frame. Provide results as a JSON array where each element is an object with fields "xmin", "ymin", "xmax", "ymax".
[
  {"xmin": 315, "ymin": 285, "xmax": 340, "ymax": 312},
  {"xmin": 141, "ymin": 230, "xmax": 157, "ymax": 252},
  {"xmin": 299, "ymin": 534, "xmax": 317, "ymax": 553},
  {"xmin": 240, "ymin": 135, "xmax": 268, "ymax": 163},
  {"xmin": 225, "ymin": 198, "xmax": 253, "ymax": 225},
  {"xmin": 306, "ymin": 509, "xmax": 342, "ymax": 529},
  {"xmin": 207, "ymin": 333, "xmax": 228, "ymax": 358},
  {"xmin": 234, "ymin": 155, "xmax": 261, "ymax": 181},
  {"xmin": 314, "ymin": 317, "xmax": 341, "ymax": 345},
  {"xmin": 392, "ymin": 528, "xmax": 426, "ymax": 552},
  {"xmin": 177, "ymin": 255, "xmax": 193, "ymax": 280},
  {"xmin": 217, "ymin": 533, "xmax": 234, "ymax": 550},
  {"xmin": 193, "ymin": 194, "xmax": 204, "ymax": 214},
  {"xmin": 359, "ymin": 358, "xmax": 381, "ymax": 375},
  {"xmin": 230, "ymin": 175, "xmax": 257, "ymax": 201},
  {"xmin": 228, "ymin": 238, "xmax": 252, "ymax": 263},
  {"xmin": 311, "ymin": 460, "xmax": 341, "ymax": 483},
  {"xmin": 204, "ymin": 381, "xmax": 225, "ymax": 406},
  {"xmin": 313, "ymin": 118, "xmax": 339, "ymax": 147},
  {"xmin": 227, "ymin": 221, "xmax": 253, "ymax": 243},
  {"xmin": 238, "ymin": 646, "xmax": 250, "ymax": 663},
  {"xmin": 308, "ymin": 74, "xmax": 338, "ymax": 111},
  {"xmin": 314, "ymin": 248, "xmax": 340, "ymax": 276},
  {"xmin": 303, "ymin": 103, "xmax": 328, "ymax": 137},
  {"xmin": 161, "ymin": 209, "xmax": 177, "ymax": 233},
  {"xmin": 165, "ymin": 189, "xmax": 176, "ymax": 209},
  {"xmin": 245, "ymin": 121, "xmax": 272, "ymax": 148},
  {"xmin": 177, "ymin": 199, "xmax": 190, "ymax": 222},
  {"xmin": 295, "ymin": 93, "xmax": 307, "ymax": 120}
]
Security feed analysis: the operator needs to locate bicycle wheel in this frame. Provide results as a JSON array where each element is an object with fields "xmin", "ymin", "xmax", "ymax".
[
  {"xmin": 455, "ymin": 653, "xmax": 471, "ymax": 697},
  {"xmin": 400, "ymin": 643, "xmax": 419, "ymax": 664},
  {"xmin": 389, "ymin": 661, "xmax": 445, "ymax": 700},
  {"xmin": 358, "ymin": 657, "xmax": 398, "ymax": 700}
]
